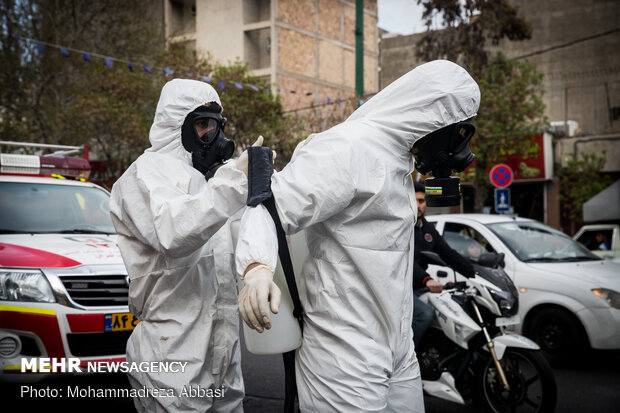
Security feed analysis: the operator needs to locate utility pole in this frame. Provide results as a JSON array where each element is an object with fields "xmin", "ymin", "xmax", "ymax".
[{"xmin": 355, "ymin": 0, "xmax": 364, "ymax": 100}]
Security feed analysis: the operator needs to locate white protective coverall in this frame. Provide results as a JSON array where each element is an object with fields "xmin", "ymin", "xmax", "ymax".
[
  {"xmin": 110, "ymin": 79, "xmax": 247, "ymax": 412},
  {"xmin": 235, "ymin": 60, "xmax": 480, "ymax": 412}
]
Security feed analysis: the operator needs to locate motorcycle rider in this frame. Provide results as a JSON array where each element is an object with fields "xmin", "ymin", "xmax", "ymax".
[{"xmin": 412, "ymin": 181, "xmax": 475, "ymax": 348}]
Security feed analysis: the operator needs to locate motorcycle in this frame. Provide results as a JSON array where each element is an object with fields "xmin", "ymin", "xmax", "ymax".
[{"xmin": 416, "ymin": 251, "xmax": 557, "ymax": 412}]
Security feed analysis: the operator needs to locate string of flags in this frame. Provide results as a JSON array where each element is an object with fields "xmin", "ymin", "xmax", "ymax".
[{"xmin": 7, "ymin": 33, "xmax": 369, "ymax": 109}]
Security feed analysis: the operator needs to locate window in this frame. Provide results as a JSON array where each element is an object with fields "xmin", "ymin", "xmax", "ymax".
[
  {"xmin": 577, "ymin": 229, "xmax": 613, "ymax": 251},
  {"xmin": 443, "ymin": 222, "xmax": 495, "ymax": 262},
  {"xmin": 0, "ymin": 182, "xmax": 116, "ymax": 234}
]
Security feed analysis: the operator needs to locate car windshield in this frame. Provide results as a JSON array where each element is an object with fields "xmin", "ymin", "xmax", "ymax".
[
  {"xmin": 487, "ymin": 221, "xmax": 600, "ymax": 262},
  {"xmin": 0, "ymin": 182, "xmax": 116, "ymax": 234}
]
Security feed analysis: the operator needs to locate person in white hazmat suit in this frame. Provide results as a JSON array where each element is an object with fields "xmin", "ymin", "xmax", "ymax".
[
  {"xmin": 235, "ymin": 60, "xmax": 481, "ymax": 412},
  {"xmin": 110, "ymin": 78, "xmax": 262, "ymax": 412}
]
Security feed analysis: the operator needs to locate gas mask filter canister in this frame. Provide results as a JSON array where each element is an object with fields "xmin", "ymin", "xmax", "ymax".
[{"xmin": 413, "ymin": 121, "xmax": 476, "ymax": 207}]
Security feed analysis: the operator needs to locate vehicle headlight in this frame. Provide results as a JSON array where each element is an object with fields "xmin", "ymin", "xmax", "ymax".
[
  {"xmin": 0, "ymin": 270, "xmax": 56, "ymax": 302},
  {"xmin": 489, "ymin": 288, "xmax": 519, "ymax": 317},
  {"xmin": 592, "ymin": 289, "xmax": 620, "ymax": 309}
]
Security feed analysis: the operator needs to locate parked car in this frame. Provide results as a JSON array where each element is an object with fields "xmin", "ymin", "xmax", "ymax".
[
  {"xmin": 424, "ymin": 214, "xmax": 620, "ymax": 364},
  {"xmin": 573, "ymin": 224, "xmax": 620, "ymax": 260},
  {"xmin": 0, "ymin": 152, "xmax": 132, "ymax": 382}
]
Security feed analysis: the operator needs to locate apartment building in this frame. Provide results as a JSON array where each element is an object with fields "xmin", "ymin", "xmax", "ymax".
[{"xmin": 164, "ymin": 0, "xmax": 379, "ymax": 111}]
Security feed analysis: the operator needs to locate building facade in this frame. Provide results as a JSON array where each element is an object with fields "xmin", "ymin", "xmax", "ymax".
[
  {"xmin": 164, "ymin": 0, "xmax": 379, "ymax": 111},
  {"xmin": 379, "ymin": 0, "xmax": 620, "ymax": 228}
]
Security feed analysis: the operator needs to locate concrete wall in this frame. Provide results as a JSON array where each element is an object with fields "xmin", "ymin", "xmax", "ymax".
[
  {"xmin": 379, "ymin": 32, "xmax": 424, "ymax": 89},
  {"xmin": 196, "ymin": 0, "xmax": 244, "ymax": 65},
  {"xmin": 555, "ymin": 134, "xmax": 620, "ymax": 172},
  {"xmin": 497, "ymin": 0, "xmax": 620, "ymax": 136}
]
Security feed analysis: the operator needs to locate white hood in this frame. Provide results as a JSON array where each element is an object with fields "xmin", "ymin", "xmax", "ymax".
[
  {"xmin": 145, "ymin": 78, "xmax": 222, "ymax": 163},
  {"xmin": 346, "ymin": 60, "xmax": 480, "ymax": 150}
]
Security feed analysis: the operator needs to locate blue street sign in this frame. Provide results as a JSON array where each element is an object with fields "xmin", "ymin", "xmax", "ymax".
[{"xmin": 495, "ymin": 188, "xmax": 511, "ymax": 213}]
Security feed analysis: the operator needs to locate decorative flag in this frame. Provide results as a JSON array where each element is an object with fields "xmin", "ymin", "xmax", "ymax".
[
  {"xmin": 143, "ymin": 65, "xmax": 152, "ymax": 73},
  {"xmin": 234, "ymin": 82, "xmax": 243, "ymax": 89},
  {"xmin": 327, "ymin": 97, "xmax": 332, "ymax": 104},
  {"xmin": 126, "ymin": 62, "xmax": 133, "ymax": 72},
  {"xmin": 60, "ymin": 47, "xmax": 69, "ymax": 57},
  {"xmin": 337, "ymin": 98, "xmax": 342, "ymax": 106},
  {"xmin": 358, "ymin": 99, "xmax": 364, "ymax": 106},
  {"xmin": 218, "ymin": 80, "xmax": 225, "ymax": 90},
  {"xmin": 104, "ymin": 57, "xmax": 113, "ymax": 68},
  {"xmin": 82, "ymin": 53, "xmax": 91, "ymax": 62},
  {"xmin": 279, "ymin": 89, "xmax": 286, "ymax": 94},
  {"xmin": 36, "ymin": 42, "xmax": 45, "ymax": 54},
  {"xmin": 249, "ymin": 85, "xmax": 259, "ymax": 91},
  {"xmin": 201, "ymin": 76, "xmax": 211, "ymax": 83},
  {"xmin": 185, "ymin": 72, "xmax": 193, "ymax": 77},
  {"xmin": 163, "ymin": 68, "xmax": 174, "ymax": 76}
]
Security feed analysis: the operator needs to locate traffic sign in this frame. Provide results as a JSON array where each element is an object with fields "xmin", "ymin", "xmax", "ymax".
[
  {"xmin": 489, "ymin": 164, "xmax": 514, "ymax": 188},
  {"xmin": 495, "ymin": 188, "xmax": 511, "ymax": 213}
]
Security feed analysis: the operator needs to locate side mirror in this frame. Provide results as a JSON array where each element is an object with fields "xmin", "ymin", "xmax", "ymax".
[
  {"xmin": 478, "ymin": 252, "xmax": 505, "ymax": 269},
  {"xmin": 420, "ymin": 250, "xmax": 448, "ymax": 267}
]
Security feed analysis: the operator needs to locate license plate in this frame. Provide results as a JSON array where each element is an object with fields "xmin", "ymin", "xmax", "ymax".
[
  {"xmin": 495, "ymin": 315, "xmax": 520, "ymax": 327},
  {"xmin": 104, "ymin": 312, "xmax": 139, "ymax": 332}
]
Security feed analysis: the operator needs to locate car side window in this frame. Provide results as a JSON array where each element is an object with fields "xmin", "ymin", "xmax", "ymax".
[
  {"xmin": 443, "ymin": 222, "xmax": 495, "ymax": 262},
  {"xmin": 576, "ymin": 229, "xmax": 613, "ymax": 251}
]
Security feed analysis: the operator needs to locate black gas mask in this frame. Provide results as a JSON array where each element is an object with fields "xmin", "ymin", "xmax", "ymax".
[
  {"xmin": 181, "ymin": 104, "xmax": 235, "ymax": 180},
  {"xmin": 412, "ymin": 121, "xmax": 476, "ymax": 207}
]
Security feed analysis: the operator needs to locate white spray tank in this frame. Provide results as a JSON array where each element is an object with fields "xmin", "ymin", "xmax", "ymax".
[{"xmin": 231, "ymin": 219, "xmax": 306, "ymax": 354}]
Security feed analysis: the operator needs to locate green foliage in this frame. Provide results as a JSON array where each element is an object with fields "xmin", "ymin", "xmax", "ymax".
[
  {"xmin": 0, "ymin": 2, "xmax": 307, "ymax": 176},
  {"xmin": 559, "ymin": 152, "xmax": 612, "ymax": 225},
  {"xmin": 416, "ymin": 0, "xmax": 546, "ymax": 211},
  {"xmin": 474, "ymin": 53, "xmax": 547, "ymax": 169},
  {"xmin": 209, "ymin": 61, "xmax": 307, "ymax": 169},
  {"xmin": 416, "ymin": 0, "xmax": 531, "ymax": 73}
]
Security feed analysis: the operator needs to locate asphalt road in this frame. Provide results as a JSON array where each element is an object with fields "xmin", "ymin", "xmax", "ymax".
[
  {"xmin": 241, "ymin": 344, "xmax": 620, "ymax": 413},
  {"xmin": 3, "ymin": 341, "xmax": 619, "ymax": 412}
]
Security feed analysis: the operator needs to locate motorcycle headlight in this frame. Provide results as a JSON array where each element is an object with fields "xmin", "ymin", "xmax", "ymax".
[
  {"xmin": 489, "ymin": 288, "xmax": 518, "ymax": 317},
  {"xmin": 592, "ymin": 289, "xmax": 620, "ymax": 309},
  {"xmin": 0, "ymin": 270, "xmax": 56, "ymax": 303}
]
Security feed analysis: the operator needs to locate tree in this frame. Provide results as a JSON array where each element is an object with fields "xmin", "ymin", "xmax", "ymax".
[
  {"xmin": 416, "ymin": 0, "xmax": 531, "ymax": 73},
  {"xmin": 415, "ymin": 0, "xmax": 547, "ymax": 212},
  {"xmin": 467, "ymin": 53, "xmax": 547, "ymax": 211},
  {"xmin": 207, "ymin": 60, "xmax": 307, "ymax": 169},
  {"xmin": 558, "ymin": 153, "xmax": 612, "ymax": 234},
  {"xmin": 0, "ymin": 0, "xmax": 167, "ymax": 189},
  {"xmin": 1, "ymin": 2, "xmax": 307, "ymax": 178}
]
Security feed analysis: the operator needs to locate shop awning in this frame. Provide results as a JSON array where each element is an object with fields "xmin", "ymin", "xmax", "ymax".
[{"xmin": 583, "ymin": 180, "xmax": 620, "ymax": 222}]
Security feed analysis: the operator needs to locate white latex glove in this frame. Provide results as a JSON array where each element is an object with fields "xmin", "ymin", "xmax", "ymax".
[
  {"xmin": 238, "ymin": 264, "xmax": 281, "ymax": 332},
  {"xmin": 237, "ymin": 135, "xmax": 264, "ymax": 176},
  {"xmin": 236, "ymin": 135, "xmax": 278, "ymax": 176}
]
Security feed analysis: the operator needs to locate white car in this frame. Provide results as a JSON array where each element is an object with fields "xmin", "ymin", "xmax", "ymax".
[
  {"xmin": 573, "ymin": 224, "xmax": 620, "ymax": 261},
  {"xmin": 424, "ymin": 214, "xmax": 620, "ymax": 364},
  {"xmin": 0, "ymin": 174, "xmax": 133, "ymax": 382}
]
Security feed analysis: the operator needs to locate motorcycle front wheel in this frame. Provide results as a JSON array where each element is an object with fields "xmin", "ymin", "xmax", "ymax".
[{"xmin": 477, "ymin": 348, "xmax": 557, "ymax": 413}]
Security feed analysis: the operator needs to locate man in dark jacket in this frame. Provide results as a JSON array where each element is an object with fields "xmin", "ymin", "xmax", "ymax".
[{"xmin": 412, "ymin": 182, "xmax": 475, "ymax": 348}]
